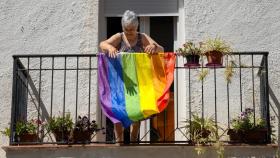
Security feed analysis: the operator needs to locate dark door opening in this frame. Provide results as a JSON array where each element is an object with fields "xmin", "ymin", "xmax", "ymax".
[{"xmin": 150, "ymin": 17, "xmax": 174, "ymax": 142}]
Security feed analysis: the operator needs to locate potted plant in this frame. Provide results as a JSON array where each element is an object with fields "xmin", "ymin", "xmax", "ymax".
[
  {"xmin": 177, "ymin": 41, "xmax": 202, "ymax": 68},
  {"xmin": 201, "ymin": 37, "xmax": 232, "ymax": 67},
  {"xmin": 47, "ymin": 113, "xmax": 73, "ymax": 143},
  {"xmin": 72, "ymin": 115, "xmax": 99, "ymax": 143},
  {"xmin": 1, "ymin": 119, "xmax": 42, "ymax": 144},
  {"xmin": 182, "ymin": 113, "xmax": 217, "ymax": 144},
  {"xmin": 228, "ymin": 108, "xmax": 268, "ymax": 144}
]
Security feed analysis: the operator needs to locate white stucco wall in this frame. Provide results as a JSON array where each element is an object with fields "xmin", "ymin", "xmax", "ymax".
[
  {"xmin": 0, "ymin": 0, "xmax": 99, "ymax": 157},
  {"xmin": 1, "ymin": 0, "xmax": 280, "ymax": 157},
  {"xmin": 178, "ymin": 0, "xmax": 280, "ymax": 134},
  {"xmin": 184, "ymin": 0, "xmax": 280, "ymax": 95}
]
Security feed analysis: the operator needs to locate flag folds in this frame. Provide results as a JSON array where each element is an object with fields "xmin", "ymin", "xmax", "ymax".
[{"xmin": 98, "ymin": 52, "xmax": 176, "ymax": 127}]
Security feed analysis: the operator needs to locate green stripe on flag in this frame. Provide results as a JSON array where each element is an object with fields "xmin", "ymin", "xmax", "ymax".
[{"xmin": 122, "ymin": 54, "xmax": 144, "ymax": 121}]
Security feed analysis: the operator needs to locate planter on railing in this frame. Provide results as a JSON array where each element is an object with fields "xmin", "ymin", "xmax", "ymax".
[
  {"xmin": 184, "ymin": 55, "xmax": 200, "ymax": 68},
  {"xmin": 205, "ymin": 51, "xmax": 224, "ymax": 67}
]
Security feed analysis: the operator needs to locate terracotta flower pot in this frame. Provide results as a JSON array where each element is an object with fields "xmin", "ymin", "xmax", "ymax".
[
  {"xmin": 184, "ymin": 55, "xmax": 200, "ymax": 68},
  {"xmin": 18, "ymin": 133, "xmax": 38, "ymax": 143},
  {"xmin": 243, "ymin": 128, "xmax": 268, "ymax": 144},
  {"xmin": 228, "ymin": 128, "xmax": 268, "ymax": 144},
  {"xmin": 205, "ymin": 51, "xmax": 224, "ymax": 67}
]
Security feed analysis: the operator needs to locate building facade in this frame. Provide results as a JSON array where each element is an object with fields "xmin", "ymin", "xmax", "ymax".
[{"xmin": 1, "ymin": 0, "xmax": 280, "ymax": 157}]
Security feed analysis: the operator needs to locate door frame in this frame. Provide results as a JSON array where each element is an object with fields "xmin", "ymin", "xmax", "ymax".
[{"xmin": 97, "ymin": 0, "xmax": 186, "ymax": 142}]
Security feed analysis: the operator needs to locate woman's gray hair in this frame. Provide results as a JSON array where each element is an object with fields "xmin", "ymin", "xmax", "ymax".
[{"xmin": 121, "ymin": 10, "xmax": 138, "ymax": 28}]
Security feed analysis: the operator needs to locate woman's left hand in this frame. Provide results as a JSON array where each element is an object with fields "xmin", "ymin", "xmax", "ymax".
[{"xmin": 144, "ymin": 43, "xmax": 157, "ymax": 54}]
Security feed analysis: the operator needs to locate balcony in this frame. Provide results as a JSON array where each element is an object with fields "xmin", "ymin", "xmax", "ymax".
[{"xmin": 3, "ymin": 52, "xmax": 278, "ymax": 158}]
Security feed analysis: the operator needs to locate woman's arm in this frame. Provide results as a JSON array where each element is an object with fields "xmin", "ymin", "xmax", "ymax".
[
  {"xmin": 142, "ymin": 33, "xmax": 164, "ymax": 53},
  {"xmin": 99, "ymin": 33, "xmax": 122, "ymax": 58}
]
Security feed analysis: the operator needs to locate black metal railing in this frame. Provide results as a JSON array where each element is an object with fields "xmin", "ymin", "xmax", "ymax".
[{"xmin": 9, "ymin": 52, "xmax": 270, "ymax": 145}]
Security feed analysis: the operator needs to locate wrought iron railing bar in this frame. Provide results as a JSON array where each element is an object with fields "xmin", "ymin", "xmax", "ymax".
[
  {"xmin": 75, "ymin": 57, "xmax": 79, "ymax": 122},
  {"xmin": 27, "ymin": 58, "xmax": 30, "ymax": 113},
  {"xmin": 264, "ymin": 54, "xmax": 271, "ymax": 143},
  {"xmin": 63, "ymin": 56, "xmax": 67, "ymax": 118},
  {"xmin": 10, "ymin": 58, "xmax": 19, "ymax": 144},
  {"xmin": 164, "ymin": 109, "xmax": 167, "ymax": 142},
  {"xmin": 239, "ymin": 54, "xmax": 243, "ymax": 112},
  {"xmin": 62, "ymin": 56, "xmax": 67, "ymax": 142},
  {"xmin": 188, "ymin": 69, "xmax": 192, "ymax": 141},
  {"xmin": 226, "ymin": 56, "xmax": 230, "ymax": 129},
  {"xmin": 37, "ymin": 57, "xmax": 42, "ymax": 142},
  {"xmin": 214, "ymin": 66, "xmax": 218, "ymax": 136},
  {"xmin": 176, "ymin": 57, "xmax": 179, "ymax": 128},
  {"xmin": 231, "ymin": 52, "xmax": 269, "ymax": 55},
  {"xmin": 201, "ymin": 59, "xmax": 204, "ymax": 128},
  {"xmin": 252, "ymin": 54, "xmax": 256, "ymax": 126},
  {"xmin": 50, "ymin": 57, "xmax": 54, "ymax": 118},
  {"xmin": 88, "ymin": 56, "xmax": 92, "ymax": 120}
]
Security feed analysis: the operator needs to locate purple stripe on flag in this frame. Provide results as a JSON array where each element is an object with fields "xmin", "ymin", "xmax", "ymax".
[{"xmin": 98, "ymin": 54, "xmax": 119, "ymax": 123}]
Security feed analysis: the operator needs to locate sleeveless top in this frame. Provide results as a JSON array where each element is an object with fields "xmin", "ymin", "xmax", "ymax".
[{"xmin": 118, "ymin": 32, "xmax": 144, "ymax": 53}]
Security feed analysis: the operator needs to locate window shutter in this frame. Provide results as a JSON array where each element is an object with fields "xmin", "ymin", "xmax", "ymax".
[{"xmin": 104, "ymin": 0, "xmax": 178, "ymax": 17}]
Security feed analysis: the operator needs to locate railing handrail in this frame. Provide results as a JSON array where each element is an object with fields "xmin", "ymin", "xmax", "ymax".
[
  {"xmin": 13, "ymin": 54, "xmax": 98, "ymax": 58},
  {"xmin": 12, "ymin": 51, "xmax": 269, "ymax": 58}
]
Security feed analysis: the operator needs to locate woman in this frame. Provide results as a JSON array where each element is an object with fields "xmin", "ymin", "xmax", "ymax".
[{"xmin": 99, "ymin": 10, "xmax": 164, "ymax": 142}]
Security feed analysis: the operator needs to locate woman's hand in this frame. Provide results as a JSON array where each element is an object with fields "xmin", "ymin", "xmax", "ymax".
[
  {"xmin": 144, "ymin": 43, "xmax": 157, "ymax": 54},
  {"xmin": 108, "ymin": 46, "xmax": 118, "ymax": 58}
]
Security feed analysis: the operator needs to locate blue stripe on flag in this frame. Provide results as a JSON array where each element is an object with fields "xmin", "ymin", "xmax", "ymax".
[{"xmin": 107, "ymin": 55, "xmax": 132, "ymax": 128}]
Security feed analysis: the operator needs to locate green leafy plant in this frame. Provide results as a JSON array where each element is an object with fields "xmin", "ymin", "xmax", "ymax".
[
  {"xmin": 201, "ymin": 37, "xmax": 232, "ymax": 55},
  {"xmin": 224, "ymin": 60, "xmax": 237, "ymax": 83},
  {"xmin": 228, "ymin": 108, "xmax": 268, "ymax": 144},
  {"xmin": 1, "ymin": 119, "xmax": 43, "ymax": 143},
  {"xmin": 182, "ymin": 113, "xmax": 227, "ymax": 157},
  {"xmin": 177, "ymin": 41, "xmax": 203, "ymax": 56},
  {"xmin": 198, "ymin": 69, "xmax": 209, "ymax": 81},
  {"xmin": 183, "ymin": 113, "xmax": 217, "ymax": 144},
  {"xmin": 1, "ymin": 119, "xmax": 42, "ymax": 137},
  {"xmin": 231, "ymin": 108, "xmax": 265, "ymax": 131},
  {"xmin": 1, "ymin": 127, "xmax": 11, "ymax": 137},
  {"xmin": 15, "ymin": 120, "xmax": 37, "ymax": 136},
  {"xmin": 47, "ymin": 113, "xmax": 73, "ymax": 142},
  {"xmin": 47, "ymin": 113, "xmax": 73, "ymax": 133}
]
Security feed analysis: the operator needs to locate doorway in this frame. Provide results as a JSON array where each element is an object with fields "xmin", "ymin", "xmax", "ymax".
[{"xmin": 105, "ymin": 16, "xmax": 175, "ymax": 142}]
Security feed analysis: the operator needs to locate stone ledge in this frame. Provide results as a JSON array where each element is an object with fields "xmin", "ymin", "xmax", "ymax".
[{"xmin": 2, "ymin": 144, "xmax": 279, "ymax": 158}]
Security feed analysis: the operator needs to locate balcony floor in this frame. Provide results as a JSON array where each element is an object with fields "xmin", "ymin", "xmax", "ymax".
[{"xmin": 3, "ymin": 144, "xmax": 278, "ymax": 158}]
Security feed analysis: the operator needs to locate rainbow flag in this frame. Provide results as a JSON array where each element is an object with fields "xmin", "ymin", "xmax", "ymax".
[{"xmin": 98, "ymin": 52, "xmax": 176, "ymax": 128}]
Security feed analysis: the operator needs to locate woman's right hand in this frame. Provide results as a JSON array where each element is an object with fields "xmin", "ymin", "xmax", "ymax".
[{"xmin": 108, "ymin": 46, "xmax": 118, "ymax": 58}]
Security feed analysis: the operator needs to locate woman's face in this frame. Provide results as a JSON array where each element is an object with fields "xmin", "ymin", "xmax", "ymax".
[{"xmin": 123, "ymin": 25, "xmax": 137, "ymax": 40}]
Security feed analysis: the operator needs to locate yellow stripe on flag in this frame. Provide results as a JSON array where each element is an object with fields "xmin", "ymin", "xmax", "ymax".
[{"xmin": 135, "ymin": 54, "xmax": 159, "ymax": 118}]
